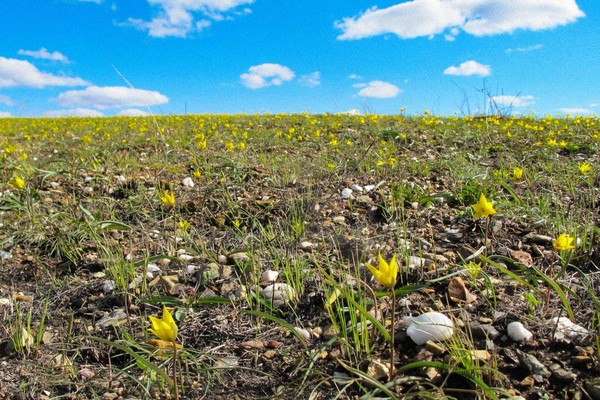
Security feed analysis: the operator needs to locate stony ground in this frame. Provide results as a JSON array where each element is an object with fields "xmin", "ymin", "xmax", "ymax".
[{"xmin": 0, "ymin": 115, "xmax": 598, "ymax": 399}]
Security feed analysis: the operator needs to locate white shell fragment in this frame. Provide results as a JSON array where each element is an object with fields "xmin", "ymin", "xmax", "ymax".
[
  {"xmin": 350, "ymin": 184, "xmax": 363, "ymax": 192},
  {"xmin": 550, "ymin": 317, "xmax": 588, "ymax": 343},
  {"xmin": 507, "ymin": 321, "xmax": 533, "ymax": 342},
  {"xmin": 406, "ymin": 312, "xmax": 454, "ymax": 345}
]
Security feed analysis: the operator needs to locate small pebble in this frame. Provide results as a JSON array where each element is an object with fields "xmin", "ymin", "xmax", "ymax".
[
  {"xmin": 507, "ymin": 321, "xmax": 533, "ymax": 342},
  {"xmin": 340, "ymin": 188, "xmax": 354, "ymax": 199}
]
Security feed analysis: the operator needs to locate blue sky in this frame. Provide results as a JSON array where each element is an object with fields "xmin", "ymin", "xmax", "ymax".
[{"xmin": 0, "ymin": 0, "xmax": 598, "ymax": 117}]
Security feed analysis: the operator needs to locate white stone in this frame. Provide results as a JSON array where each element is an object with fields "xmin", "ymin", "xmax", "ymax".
[
  {"xmin": 507, "ymin": 321, "xmax": 533, "ymax": 342},
  {"xmin": 261, "ymin": 270, "xmax": 279, "ymax": 283},
  {"xmin": 186, "ymin": 264, "xmax": 198, "ymax": 274},
  {"xmin": 350, "ymin": 184, "xmax": 363, "ymax": 192},
  {"xmin": 101, "ymin": 280, "xmax": 116, "ymax": 293},
  {"xmin": 146, "ymin": 263, "xmax": 161, "ymax": 273},
  {"xmin": 260, "ymin": 283, "xmax": 296, "ymax": 302},
  {"xmin": 182, "ymin": 177, "xmax": 195, "ymax": 188},
  {"xmin": 550, "ymin": 317, "xmax": 588, "ymax": 342},
  {"xmin": 340, "ymin": 188, "xmax": 354, "ymax": 199},
  {"xmin": 406, "ymin": 312, "xmax": 454, "ymax": 345},
  {"xmin": 294, "ymin": 327, "xmax": 311, "ymax": 341}
]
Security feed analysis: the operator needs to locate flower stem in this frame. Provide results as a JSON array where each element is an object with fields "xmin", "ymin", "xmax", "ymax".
[
  {"xmin": 172, "ymin": 342, "xmax": 179, "ymax": 400},
  {"xmin": 389, "ymin": 289, "xmax": 396, "ymax": 381}
]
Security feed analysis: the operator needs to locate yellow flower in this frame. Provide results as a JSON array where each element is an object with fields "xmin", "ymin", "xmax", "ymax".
[
  {"xmin": 148, "ymin": 306, "xmax": 178, "ymax": 343},
  {"xmin": 472, "ymin": 193, "xmax": 497, "ymax": 219},
  {"xmin": 160, "ymin": 190, "xmax": 175, "ymax": 208},
  {"xmin": 178, "ymin": 219, "xmax": 190, "ymax": 231},
  {"xmin": 8, "ymin": 175, "xmax": 26, "ymax": 190},
  {"xmin": 553, "ymin": 233, "xmax": 575, "ymax": 251},
  {"xmin": 192, "ymin": 170, "xmax": 202, "ymax": 179},
  {"xmin": 365, "ymin": 253, "xmax": 398, "ymax": 289},
  {"xmin": 578, "ymin": 162, "xmax": 592, "ymax": 175},
  {"xmin": 513, "ymin": 167, "xmax": 524, "ymax": 181}
]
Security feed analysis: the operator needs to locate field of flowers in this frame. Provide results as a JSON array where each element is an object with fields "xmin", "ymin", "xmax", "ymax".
[{"xmin": 0, "ymin": 113, "xmax": 598, "ymax": 399}]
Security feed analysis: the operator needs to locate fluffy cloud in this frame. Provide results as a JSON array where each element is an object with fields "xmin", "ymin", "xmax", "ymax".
[
  {"xmin": 443, "ymin": 60, "xmax": 491, "ymax": 76},
  {"xmin": 491, "ymin": 95, "xmax": 535, "ymax": 107},
  {"xmin": 0, "ymin": 57, "xmax": 89, "ymax": 88},
  {"xmin": 0, "ymin": 111, "xmax": 11, "ymax": 118},
  {"xmin": 45, "ymin": 108, "xmax": 105, "ymax": 117},
  {"xmin": 117, "ymin": 108, "xmax": 150, "ymax": 116},
  {"xmin": 299, "ymin": 71, "xmax": 321, "ymax": 88},
  {"xmin": 18, "ymin": 48, "xmax": 70, "ymax": 63},
  {"xmin": 505, "ymin": 44, "xmax": 543, "ymax": 53},
  {"xmin": 354, "ymin": 80, "xmax": 401, "ymax": 98},
  {"xmin": 55, "ymin": 86, "xmax": 168, "ymax": 109},
  {"xmin": 127, "ymin": 0, "xmax": 253, "ymax": 38},
  {"xmin": 240, "ymin": 63, "xmax": 295, "ymax": 89},
  {"xmin": 557, "ymin": 107, "xmax": 591, "ymax": 115},
  {"xmin": 336, "ymin": 0, "xmax": 584, "ymax": 40}
]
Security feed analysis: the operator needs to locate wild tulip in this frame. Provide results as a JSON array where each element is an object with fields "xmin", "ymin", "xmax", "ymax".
[
  {"xmin": 160, "ymin": 190, "xmax": 175, "ymax": 208},
  {"xmin": 8, "ymin": 175, "xmax": 25, "ymax": 190},
  {"xmin": 365, "ymin": 253, "xmax": 398, "ymax": 289},
  {"xmin": 472, "ymin": 193, "xmax": 496, "ymax": 219},
  {"xmin": 553, "ymin": 233, "xmax": 575, "ymax": 251}
]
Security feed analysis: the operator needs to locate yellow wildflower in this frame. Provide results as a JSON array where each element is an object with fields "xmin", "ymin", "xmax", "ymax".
[
  {"xmin": 148, "ymin": 306, "xmax": 178, "ymax": 343},
  {"xmin": 513, "ymin": 167, "xmax": 524, "ymax": 180},
  {"xmin": 365, "ymin": 253, "xmax": 398, "ymax": 289},
  {"xmin": 553, "ymin": 233, "xmax": 575, "ymax": 251},
  {"xmin": 160, "ymin": 190, "xmax": 175, "ymax": 208},
  {"xmin": 472, "ymin": 193, "xmax": 496, "ymax": 219},
  {"xmin": 578, "ymin": 162, "xmax": 592, "ymax": 175},
  {"xmin": 178, "ymin": 219, "xmax": 190, "ymax": 231},
  {"xmin": 8, "ymin": 175, "xmax": 25, "ymax": 190}
]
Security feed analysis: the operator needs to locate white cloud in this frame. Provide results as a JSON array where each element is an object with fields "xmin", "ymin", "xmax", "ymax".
[
  {"xmin": 55, "ymin": 86, "xmax": 169, "ymax": 109},
  {"xmin": 0, "ymin": 111, "xmax": 12, "ymax": 118},
  {"xmin": 505, "ymin": 44, "xmax": 543, "ymax": 53},
  {"xmin": 127, "ymin": 0, "xmax": 253, "ymax": 38},
  {"xmin": 443, "ymin": 60, "xmax": 491, "ymax": 76},
  {"xmin": 18, "ymin": 48, "xmax": 70, "ymax": 63},
  {"xmin": 336, "ymin": 0, "xmax": 584, "ymax": 40},
  {"xmin": 354, "ymin": 80, "xmax": 401, "ymax": 98},
  {"xmin": 0, "ymin": 95, "xmax": 14, "ymax": 106},
  {"xmin": 45, "ymin": 108, "xmax": 104, "ymax": 117},
  {"xmin": 240, "ymin": 63, "xmax": 295, "ymax": 89},
  {"xmin": 348, "ymin": 74, "xmax": 362, "ymax": 80},
  {"xmin": 491, "ymin": 95, "xmax": 535, "ymax": 107},
  {"xmin": 0, "ymin": 57, "xmax": 89, "ymax": 88},
  {"xmin": 557, "ymin": 107, "xmax": 591, "ymax": 115},
  {"xmin": 299, "ymin": 71, "xmax": 321, "ymax": 88},
  {"xmin": 117, "ymin": 108, "xmax": 150, "ymax": 116}
]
